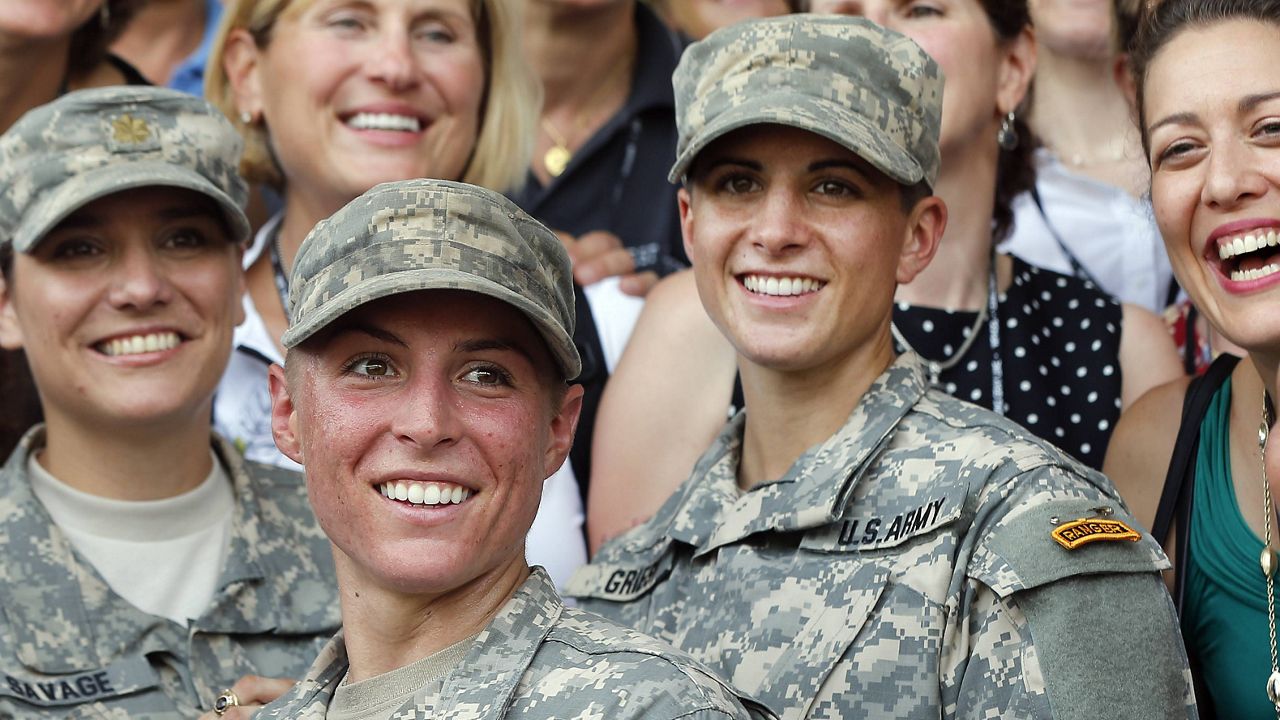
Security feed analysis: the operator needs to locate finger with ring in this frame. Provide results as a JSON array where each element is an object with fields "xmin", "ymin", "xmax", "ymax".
[{"xmin": 214, "ymin": 688, "xmax": 240, "ymax": 715}]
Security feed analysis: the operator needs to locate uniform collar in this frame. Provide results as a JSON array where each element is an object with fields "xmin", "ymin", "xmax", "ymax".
[
  {"xmin": 0, "ymin": 430, "xmax": 330, "ymax": 673},
  {"xmin": 666, "ymin": 354, "xmax": 932, "ymax": 555},
  {"xmin": 280, "ymin": 568, "xmax": 563, "ymax": 719}
]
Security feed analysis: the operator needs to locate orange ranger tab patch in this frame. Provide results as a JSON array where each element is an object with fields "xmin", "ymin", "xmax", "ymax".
[{"xmin": 1051, "ymin": 517, "xmax": 1141, "ymax": 550}]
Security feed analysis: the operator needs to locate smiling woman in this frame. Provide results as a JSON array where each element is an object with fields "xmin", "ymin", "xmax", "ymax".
[
  {"xmin": 0, "ymin": 86, "xmax": 339, "ymax": 719},
  {"xmin": 1100, "ymin": 1, "xmax": 1280, "ymax": 716}
]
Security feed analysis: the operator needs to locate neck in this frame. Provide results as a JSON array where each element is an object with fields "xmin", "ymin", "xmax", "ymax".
[
  {"xmin": 111, "ymin": 0, "xmax": 207, "ymax": 86},
  {"xmin": 276, "ymin": 187, "xmax": 348, "ymax": 272},
  {"xmin": 1030, "ymin": 49, "xmax": 1143, "ymax": 189},
  {"xmin": 1252, "ymin": 352, "xmax": 1280, "ymax": 409},
  {"xmin": 896, "ymin": 145, "xmax": 998, "ymax": 310},
  {"xmin": 0, "ymin": 35, "xmax": 69, "ymax": 133},
  {"xmin": 37, "ymin": 406, "xmax": 215, "ymax": 500},
  {"xmin": 524, "ymin": 1, "xmax": 636, "ymax": 113},
  {"xmin": 736, "ymin": 326, "xmax": 896, "ymax": 490},
  {"xmin": 338, "ymin": 554, "xmax": 529, "ymax": 682}
]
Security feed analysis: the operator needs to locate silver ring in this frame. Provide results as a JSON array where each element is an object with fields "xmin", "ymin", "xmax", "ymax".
[{"xmin": 214, "ymin": 689, "xmax": 240, "ymax": 716}]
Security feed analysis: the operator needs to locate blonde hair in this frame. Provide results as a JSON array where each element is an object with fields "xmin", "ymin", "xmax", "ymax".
[{"xmin": 206, "ymin": 0, "xmax": 537, "ymax": 194}]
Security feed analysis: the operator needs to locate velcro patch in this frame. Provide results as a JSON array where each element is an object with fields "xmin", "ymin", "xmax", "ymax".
[{"xmin": 1051, "ymin": 518, "xmax": 1141, "ymax": 550}]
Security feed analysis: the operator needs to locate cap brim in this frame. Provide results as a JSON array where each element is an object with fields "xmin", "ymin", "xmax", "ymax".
[
  {"xmin": 13, "ymin": 162, "xmax": 251, "ymax": 253},
  {"xmin": 669, "ymin": 90, "xmax": 927, "ymax": 188},
  {"xmin": 281, "ymin": 267, "xmax": 582, "ymax": 381}
]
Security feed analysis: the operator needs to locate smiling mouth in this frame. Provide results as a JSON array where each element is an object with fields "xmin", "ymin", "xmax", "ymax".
[
  {"xmin": 378, "ymin": 480, "xmax": 471, "ymax": 506},
  {"xmin": 345, "ymin": 112, "xmax": 423, "ymax": 133},
  {"xmin": 95, "ymin": 331, "xmax": 182, "ymax": 357},
  {"xmin": 1216, "ymin": 228, "xmax": 1280, "ymax": 282},
  {"xmin": 741, "ymin": 274, "xmax": 826, "ymax": 296}
]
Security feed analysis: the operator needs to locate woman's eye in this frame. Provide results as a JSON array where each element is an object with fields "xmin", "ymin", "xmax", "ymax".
[
  {"xmin": 719, "ymin": 175, "xmax": 760, "ymax": 195},
  {"xmin": 904, "ymin": 2, "xmax": 944, "ymax": 18},
  {"xmin": 815, "ymin": 180, "xmax": 855, "ymax": 197},
  {"xmin": 414, "ymin": 23, "xmax": 454, "ymax": 43},
  {"xmin": 346, "ymin": 356, "xmax": 396, "ymax": 377},
  {"xmin": 1255, "ymin": 119, "xmax": 1280, "ymax": 139},
  {"xmin": 164, "ymin": 229, "xmax": 211, "ymax": 250},
  {"xmin": 326, "ymin": 12, "xmax": 366, "ymax": 31},
  {"xmin": 1156, "ymin": 139, "xmax": 1198, "ymax": 165},
  {"xmin": 463, "ymin": 365, "xmax": 510, "ymax": 386},
  {"xmin": 50, "ymin": 238, "xmax": 102, "ymax": 261}
]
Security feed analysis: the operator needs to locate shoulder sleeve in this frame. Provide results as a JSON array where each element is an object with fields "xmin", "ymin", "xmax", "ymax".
[{"xmin": 952, "ymin": 467, "xmax": 1195, "ymax": 718}]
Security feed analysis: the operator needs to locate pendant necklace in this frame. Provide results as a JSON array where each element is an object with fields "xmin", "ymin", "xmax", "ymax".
[{"xmin": 1260, "ymin": 390, "xmax": 1280, "ymax": 717}]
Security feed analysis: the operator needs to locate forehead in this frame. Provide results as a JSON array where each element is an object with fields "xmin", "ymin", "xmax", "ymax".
[{"xmin": 1144, "ymin": 19, "xmax": 1280, "ymax": 118}]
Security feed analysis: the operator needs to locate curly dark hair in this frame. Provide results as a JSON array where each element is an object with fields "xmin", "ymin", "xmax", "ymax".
[{"xmin": 1130, "ymin": 0, "xmax": 1280, "ymax": 158}]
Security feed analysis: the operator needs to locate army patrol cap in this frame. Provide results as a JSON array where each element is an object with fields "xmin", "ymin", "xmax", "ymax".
[
  {"xmin": 0, "ymin": 86, "xmax": 250, "ymax": 253},
  {"xmin": 283, "ymin": 179, "xmax": 582, "ymax": 380},
  {"xmin": 670, "ymin": 14, "xmax": 944, "ymax": 189}
]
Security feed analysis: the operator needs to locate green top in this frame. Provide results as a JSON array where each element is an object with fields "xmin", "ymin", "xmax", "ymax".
[{"xmin": 1185, "ymin": 376, "xmax": 1279, "ymax": 717}]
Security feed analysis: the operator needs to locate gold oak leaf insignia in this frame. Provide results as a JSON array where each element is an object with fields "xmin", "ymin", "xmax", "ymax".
[{"xmin": 111, "ymin": 115, "xmax": 151, "ymax": 144}]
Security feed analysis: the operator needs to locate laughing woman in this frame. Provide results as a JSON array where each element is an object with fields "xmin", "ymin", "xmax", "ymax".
[
  {"xmin": 0, "ymin": 87, "xmax": 338, "ymax": 718},
  {"xmin": 1102, "ymin": 0, "xmax": 1280, "ymax": 716}
]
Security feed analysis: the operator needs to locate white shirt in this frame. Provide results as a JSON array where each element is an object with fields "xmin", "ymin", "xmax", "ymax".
[
  {"xmin": 28, "ymin": 451, "xmax": 233, "ymax": 626},
  {"xmin": 1002, "ymin": 150, "xmax": 1174, "ymax": 312}
]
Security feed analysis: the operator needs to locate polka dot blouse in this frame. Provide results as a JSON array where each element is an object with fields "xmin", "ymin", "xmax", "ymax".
[{"xmin": 892, "ymin": 256, "xmax": 1122, "ymax": 469}]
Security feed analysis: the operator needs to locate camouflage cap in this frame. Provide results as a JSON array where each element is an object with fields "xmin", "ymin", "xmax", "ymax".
[
  {"xmin": 282, "ymin": 179, "xmax": 581, "ymax": 380},
  {"xmin": 670, "ymin": 14, "xmax": 944, "ymax": 189},
  {"xmin": 0, "ymin": 86, "xmax": 250, "ymax": 253}
]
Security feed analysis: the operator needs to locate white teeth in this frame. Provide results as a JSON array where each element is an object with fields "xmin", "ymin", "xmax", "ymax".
[
  {"xmin": 1219, "ymin": 229, "xmax": 1280, "ymax": 260},
  {"xmin": 1230, "ymin": 263, "xmax": 1280, "ymax": 282},
  {"xmin": 377, "ymin": 481, "xmax": 471, "ymax": 506},
  {"xmin": 346, "ymin": 112, "xmax": 421, "ymax": 132},
  {"xmin": 98, "ymin": 331, "xmax": 180, "ymax": 357},
  {"xmin": 742, "ymin": 275, "xmax": 825, "ymax": 296}
]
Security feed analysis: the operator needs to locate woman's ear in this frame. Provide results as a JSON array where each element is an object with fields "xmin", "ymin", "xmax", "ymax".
[
  {"xmin": 996, "ymin": 25, "xmax": 1037, "ymax": 118},
  {"xmin": 896, "ymin": 195, "xmax": 947, "ymax": 285},
  {"xmin": 221, "ymin": 28, "xmax": 266, "ymax": 122},
  {"xmin": 0, "ymin": 275, "xmax": 25, "ymax": 351}
]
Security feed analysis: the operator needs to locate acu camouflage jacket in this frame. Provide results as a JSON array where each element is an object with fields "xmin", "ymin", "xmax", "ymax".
[
  {"xmin": 569, "ymin": 354, "xmax": 1197, "ymax": 720},
  {"xmin": 256, "ymin": 568, "xmax": 770, "ymax": 720},
  {"xmin": 0, "ymin": 428, "xmax": 340, "ymax": 719}
]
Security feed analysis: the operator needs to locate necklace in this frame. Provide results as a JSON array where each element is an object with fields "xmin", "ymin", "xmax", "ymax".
[
  {"xmin": 539, "ymin": 55, "xmax": 634, "ymax": 179},
  {"xmin": 1261, "ymin": 390, "xmax": 1280, "ymax": 716},
  {"xmin": 892, "ymin": 250, "xmax": 1001, "ymax": 405}
]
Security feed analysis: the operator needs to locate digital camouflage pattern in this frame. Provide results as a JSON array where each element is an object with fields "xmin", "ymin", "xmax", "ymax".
[
  {"xmin": 256, "ymin": 567, "xmax": 771, "ymax": 720},
  {"xmin": 282, "ymin": 179, "xmax": 581, "ymax": 380},
  {"xmin": 0, "ymin": 86, "xmax": 250, "ymax": 253},
  {"xmin": 0, "ymin": 428, "xmax": 340, "ymax": 719},
  {"xmin": 569, "ymin": 355, "xmax": 1197, "ymax": 720},
  {"xmin": 668, "ymin": 14, "xmax": 943, "ymax": 188}
]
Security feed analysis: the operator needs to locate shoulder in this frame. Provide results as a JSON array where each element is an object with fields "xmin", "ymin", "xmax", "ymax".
[
  {"xmin": 515, "ymin": 606, "xmax": 755, "ymax": 719},
  {"xmin": 1102, "ymin": 374, "xmax": 1193, "ymax": 530}
]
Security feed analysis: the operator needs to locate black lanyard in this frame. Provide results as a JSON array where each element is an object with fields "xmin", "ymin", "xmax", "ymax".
[{"xmin": 267, "ymin": 221, "xmax": 290, "ymax": 314}]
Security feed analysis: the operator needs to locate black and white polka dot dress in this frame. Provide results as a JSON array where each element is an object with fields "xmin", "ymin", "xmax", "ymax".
[{"xmin": 891, "ymin": 256, "xmax": 1122, "ymax": 469}]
